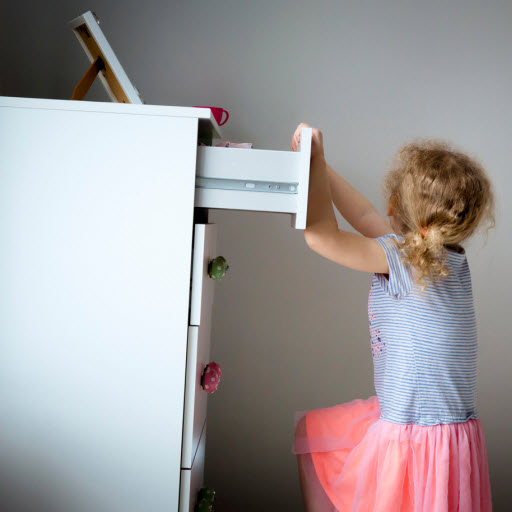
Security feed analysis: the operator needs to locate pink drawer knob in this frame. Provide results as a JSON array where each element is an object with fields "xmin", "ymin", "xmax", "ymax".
[{"xmin": 201, "ymin": 362, "xmax": 222, "ymax": 393}]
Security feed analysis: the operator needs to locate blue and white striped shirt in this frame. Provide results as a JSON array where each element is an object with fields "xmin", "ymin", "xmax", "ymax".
[{"xmin": 368, "ymin": 233, "xmax": 478, "ymax": 426}]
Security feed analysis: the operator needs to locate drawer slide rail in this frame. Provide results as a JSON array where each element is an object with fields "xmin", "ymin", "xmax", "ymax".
[{"xmin": 195, "ymin": 176, "xmax": 298, "ymax": 194}]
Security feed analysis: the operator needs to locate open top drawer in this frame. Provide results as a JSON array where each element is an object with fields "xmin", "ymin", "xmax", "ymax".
[{"xmin": 194, "ymin": 127, "xmax": 312, "ymax": 229}]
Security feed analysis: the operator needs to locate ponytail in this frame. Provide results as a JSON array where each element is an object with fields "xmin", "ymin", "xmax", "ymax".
[{"xmin": 394, "ymin": 224, "xmax": 450, "ymax": 292}]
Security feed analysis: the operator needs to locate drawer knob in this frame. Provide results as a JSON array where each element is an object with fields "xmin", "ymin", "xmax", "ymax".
[
  {"xmin": 201, "ymin": 362, "xmax": 222, "ymax": 393},
  {"xmin": 208, "ymin": 256, "xmax": 229, "ymax": 281},
  {"xmin": 196, "ymin": 487, "xmax": 216, "ymax": 511}
]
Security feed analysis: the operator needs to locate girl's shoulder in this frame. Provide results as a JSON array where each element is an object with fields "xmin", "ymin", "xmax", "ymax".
[
  {"xmin": 372, "ymin": 232, "xmax": 412, "ymax": 299},
  {"xmin": 372, "ymin": 232, "xmax": 469, "ymax": 300}
]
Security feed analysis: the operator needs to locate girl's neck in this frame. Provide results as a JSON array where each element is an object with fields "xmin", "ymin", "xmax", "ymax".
[{"xmin": 444, "ymin": 243, "xmax": 465, "ymax": 254}]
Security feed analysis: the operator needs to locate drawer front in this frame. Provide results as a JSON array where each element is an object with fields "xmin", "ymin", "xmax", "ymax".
[
  {"xmin": 179, "ymin": 419, "xmax": 207, "ymax": 512},
  {"xmin": 181, "ymin": 321, "xmax": 212, "ymax": 468},
  {"xmin": 189, "ymin": 223, "xmax": 217, "ymax": 327},
  {"xmin": 194, "ymin": 128, "xmax": 312, "ymax": 229}
]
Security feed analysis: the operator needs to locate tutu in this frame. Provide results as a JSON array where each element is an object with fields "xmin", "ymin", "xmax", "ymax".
[{"xmin": 292, "ymin": 396, "xmax": 492, "ymax": 511}]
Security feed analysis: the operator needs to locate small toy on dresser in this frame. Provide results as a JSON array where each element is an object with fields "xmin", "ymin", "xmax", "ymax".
[
  {"xmin": 193, "ymin": 106, "xmax": 229, "ymax": 126},
  {"xmin": 193, "ymin": 105, "xmax": 254, "ymax": 147}
]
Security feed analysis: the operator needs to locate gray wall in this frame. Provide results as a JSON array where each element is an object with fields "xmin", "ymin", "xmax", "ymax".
[{"xmin": 3, "ymin": 1, "xmax": 510, "ymax": 510}]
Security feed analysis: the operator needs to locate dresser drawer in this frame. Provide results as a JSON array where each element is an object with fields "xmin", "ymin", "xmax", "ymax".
[
  {"xmin": 194, "ymin": 127, "xmax": 312, "ymax": 229},
  {"xmin": 181, "ymin": 321, "xmax": 213, "ymax": 469},
  {"xmin": 189, "ymin": 223, "xmax": 217, "ymax": 327},
  {"xmin": 179, "ymin": 419, "xmax": 207, "ymax": 512}
]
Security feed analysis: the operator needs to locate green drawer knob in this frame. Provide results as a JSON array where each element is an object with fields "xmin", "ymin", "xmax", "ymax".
[
  {"xmin": 208, "ymin": 256, "xmax": 229, "ymax": 281},
  {"xmin": 196, "ymin": 498, "xmax": 213, "ymax": 512},
  {"xmin": 198, "ymin": 486, "xmax": 215, "ymax": 503},
  {"xmin": 196, "ymin": 486, "xmax": 215, "ymax": 512}
]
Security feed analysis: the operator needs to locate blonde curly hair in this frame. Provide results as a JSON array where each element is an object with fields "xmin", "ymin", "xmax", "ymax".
[{"xmin": 383, "ymin": 138, "xmax": 495, "ymax": 291}]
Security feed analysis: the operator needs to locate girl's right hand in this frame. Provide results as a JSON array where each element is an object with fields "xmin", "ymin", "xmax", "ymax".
[{"xmin": 291, "ymin": 122, "xmax": 324, "ymax": 159}]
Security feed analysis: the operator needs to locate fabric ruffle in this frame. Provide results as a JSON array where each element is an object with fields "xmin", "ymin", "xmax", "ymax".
[{"xmin": 292, "ymin": 395, "xmax": 492, "ymax": 511}]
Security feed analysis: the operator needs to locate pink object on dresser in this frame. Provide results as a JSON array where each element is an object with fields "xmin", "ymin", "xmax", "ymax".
[{"xmin": 193, "ymin": 106, "xmax": 229, "ymax": 126}]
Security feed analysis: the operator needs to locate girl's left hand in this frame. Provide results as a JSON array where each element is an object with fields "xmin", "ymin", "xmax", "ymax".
[{"xmin": 291, "ymin": 122, "xmax": 324, "ymax": 159}]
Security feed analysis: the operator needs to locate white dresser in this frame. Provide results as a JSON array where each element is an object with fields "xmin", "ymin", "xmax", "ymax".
[{"xmin": 0, "ymin": 95, "xmax": 311, "ymax": 511}]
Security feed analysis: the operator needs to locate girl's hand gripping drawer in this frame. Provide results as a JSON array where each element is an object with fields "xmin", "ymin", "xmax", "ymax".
[{"xmin": 195, "ymin": 127, "xmax": 312, "ymax": 229}]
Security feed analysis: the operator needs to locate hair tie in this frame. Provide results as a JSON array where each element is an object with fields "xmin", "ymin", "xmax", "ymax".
[{"xmin": 420, "ymin": 226, "xmax": 429, "ymax": 237}]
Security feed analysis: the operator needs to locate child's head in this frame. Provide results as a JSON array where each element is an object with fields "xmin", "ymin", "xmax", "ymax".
[{"xmin": 383, "ymin": 138, "xmax": 495, "ymax": 288}]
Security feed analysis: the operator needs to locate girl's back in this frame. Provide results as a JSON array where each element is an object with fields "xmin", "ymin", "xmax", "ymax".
[{"xmin": 370, "ymin": 232, "xmax": 478, "ymax": 426}]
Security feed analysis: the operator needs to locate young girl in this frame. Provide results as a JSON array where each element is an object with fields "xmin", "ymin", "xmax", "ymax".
[{"xmin": 290, "ymin": 123, "xmax": 495, "ymax": 512}]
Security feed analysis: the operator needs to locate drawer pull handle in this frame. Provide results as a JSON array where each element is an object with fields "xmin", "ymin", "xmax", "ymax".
[
  {"xmin": 208, "ymin": 256, "xmax": 229, "ymax": 281},
  {"xmin": 197, "ymin": 487, "xmax": 216, "ymax": 511},
  {"xmin": 201, "ymin": 362, "xmax": 222, "ymax": 393}
]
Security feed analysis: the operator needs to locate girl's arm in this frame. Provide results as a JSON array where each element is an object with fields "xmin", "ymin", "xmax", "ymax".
[
  {"xmin": 304, "ymin": 153, "xmax": 390, "ymax": 274},
  {"xmin": 325, "ymin": 163, "xmax": 393, "ymax": 239}
]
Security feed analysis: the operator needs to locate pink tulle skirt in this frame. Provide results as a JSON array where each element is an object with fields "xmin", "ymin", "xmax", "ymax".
[{"xmin": 292, "ymin": 395, "xmax": 492, "ymax": 511}]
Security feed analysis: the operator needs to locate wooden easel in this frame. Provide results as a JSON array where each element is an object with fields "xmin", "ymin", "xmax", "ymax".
[
  {"xmin": 71, "ymin": 55, "xmax": 105, "ymax": 100},
  {"xmin": 69, "ymin": 11, "xmax": 143, "ymax": 104}
]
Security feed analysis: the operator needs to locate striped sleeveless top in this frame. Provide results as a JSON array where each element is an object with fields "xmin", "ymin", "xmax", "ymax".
[{"xmin": 368, "ymin": 233, "xmax": 479, "ymax": 426}]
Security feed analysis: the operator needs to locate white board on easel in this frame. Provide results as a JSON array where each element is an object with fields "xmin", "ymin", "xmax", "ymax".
[{"xmin": 69, "ymin": 10, "xmax": 144, "ymax": 104}]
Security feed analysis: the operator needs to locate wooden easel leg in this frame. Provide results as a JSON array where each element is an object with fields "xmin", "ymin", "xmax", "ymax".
[{"xmin": 71, "ymin": 56, "xmax": 105, "ymax": 101}]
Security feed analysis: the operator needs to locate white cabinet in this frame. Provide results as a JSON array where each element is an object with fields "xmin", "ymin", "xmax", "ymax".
[
  {"xmin": 182, "ymin": 224, "xmax": 217, "ymax": 470},
  {"xmin": 189, "ymin": 223, "xmax": 218, "ymax": 328},
  {"xmin": 0, "ymin": 96, "xmax": 199, "ymax": 511},
  {"xmin": 179, "ymin": 419, "xmax": 207, "ymax": 512},
  {"xmin": 0, "ymin": 95, "xmax": 311, "ymax": 511}
]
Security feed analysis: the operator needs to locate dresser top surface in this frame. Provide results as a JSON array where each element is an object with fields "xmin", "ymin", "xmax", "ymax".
[{"xmin": 0, "ymin": 95, "xmax": 222, "ymax": 138}]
